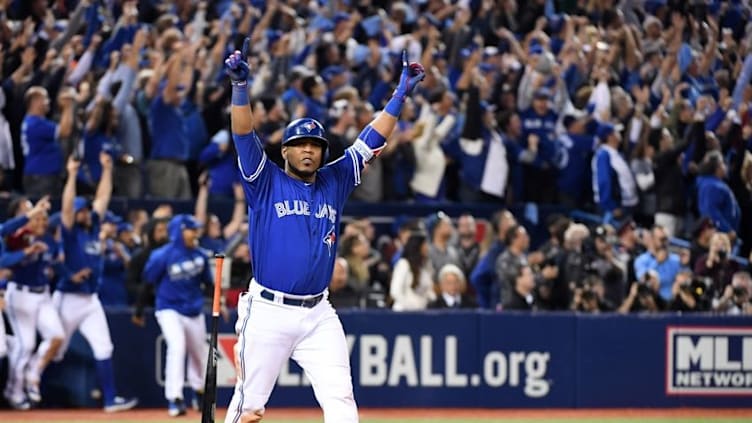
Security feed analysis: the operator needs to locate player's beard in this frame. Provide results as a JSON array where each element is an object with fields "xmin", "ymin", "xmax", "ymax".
[{"xmin": 287, "ymin": 161, "xmax": 318, "ymax": 181}]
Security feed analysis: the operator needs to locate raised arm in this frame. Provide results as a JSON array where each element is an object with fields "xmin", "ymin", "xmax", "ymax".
[
  {"xmin": 225, "ymin": 39, "xmax": 268, "ymax": 185},
  {"xmin": 223, "ymin": 183, "xmax": 247, "ymax": 239},
  {"xmin": 61, "ymin": 156, "xmax": 80, "ymax": 230},
  {"xmin": 356, "ymin": 50, "xmax": 425, "ymax": 159},
  {"xmin": 91, "ymin": 152, "xmax": 113, "ymax": 219}
]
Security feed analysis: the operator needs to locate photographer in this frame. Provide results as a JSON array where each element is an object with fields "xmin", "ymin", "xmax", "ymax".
[
  {"xmin": 713, "ymin": 271, "xmax": 752, "ymax": 315},
  {"xmin": 570, "ymin": 275, "xmax": 616, "ymax": 313},
  {"xmin": 618, "ymin": 270, "xmax": 667, "ymax": 313},
  {"xmin": 669, "ymin": 270, "xmax": 711, "ymax": 312},
  {"xmin": 694, "ymin": 232, "xmax": 740, "ymax": 297}
]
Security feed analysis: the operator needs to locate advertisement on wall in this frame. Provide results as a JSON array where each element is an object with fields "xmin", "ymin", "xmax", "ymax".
[
  {"xmin": 95, "ymin": 311, "xmax": 752, "ymax": 408},
  {"xmin": 666, "ymin": 326, "xmax": 752, "ymax": 395}
]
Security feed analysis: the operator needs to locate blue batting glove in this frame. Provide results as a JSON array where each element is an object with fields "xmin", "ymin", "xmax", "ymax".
[
  {"xmin": 224, "ymin": 38, "xmax": 250, "ymax": 85},
  {"xmin": 393, "ymin": 50, "xmax": 425, "ymax": 100}
]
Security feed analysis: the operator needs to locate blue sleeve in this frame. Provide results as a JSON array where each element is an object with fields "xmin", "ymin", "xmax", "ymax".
[
  {"xmin": 732, "ymin": 55, "xmax": 752, "ymax": 108},
  {"xmin": 699, "ymin": 184, "xmax": 733, "ymax": 232},
  {"xmin": 143, "ymin": 250, "xmax": 166, "ymax": 286},
  {"xmin": 634, "ymin": 254, "xmax": 649, "ymax": 281},
  {"xmin": 0, "ymin": 216, "xmax": 29, "ymax": 237},
  {"xmin": 367, "ymin": 80, "xmax": 391, "ymax": 110},
  {"xmin": 234, "ymin": 131, "xmax": 269, "ymax": 185},
  {"xmin": 704, "ymin": 108, "xmax": 725, "ymax": 132},
  {"xmin": 199, "ymin": 142, "xmax": 222, "ymax": 166},
  {"xmin": 0, "ymin": 250, "xmax": 26, "ymax": 267},
  {"xmin": 470, "ymin": 256, "xmax": 493, "ymax": 309},
  {"xmin": 596, "ymin": 151, "xmax": 616, "ymax": 211}
]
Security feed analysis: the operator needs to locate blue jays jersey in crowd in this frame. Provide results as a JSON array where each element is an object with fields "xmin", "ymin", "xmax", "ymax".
[
  {"xmin": 143, "ymin": 241, "xmax": 213, "ymax": 317},
  {"xmin": 234, "ymin": 130, "xmax": 368, "ymax": 295},
  {"xmin": 57, "ymin": 213, "xmax": 102, "ymax": 294},
  {"xmin": 0, "ymin": 233, "xmax": 61, "ymax": 288}
]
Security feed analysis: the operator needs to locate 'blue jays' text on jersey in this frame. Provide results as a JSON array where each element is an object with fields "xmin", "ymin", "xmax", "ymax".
[
  {"xmin": 142, "ymin": 222, "xmax": 213, "ymax": 317},
  {"xmin": 0, "ymin": 233, "xmax": 61, "ymax": 289},
  {"xmin": 234, "ymin": 130, "xmax": 371, "ymax": 295},
  {"xmin": 57, "ymin": 213, "xmax": 102, "ymax": 294}
]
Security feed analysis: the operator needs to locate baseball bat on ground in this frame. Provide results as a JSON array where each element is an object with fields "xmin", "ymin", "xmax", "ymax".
[{"xmin": 202, "ymin": 254, "xmax": 225, "ymax": 423}]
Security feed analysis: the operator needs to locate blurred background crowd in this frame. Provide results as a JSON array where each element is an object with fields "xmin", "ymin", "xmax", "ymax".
[{"xmin": 1, "ymin": 0, "xmax": 752, "ymax": 329}]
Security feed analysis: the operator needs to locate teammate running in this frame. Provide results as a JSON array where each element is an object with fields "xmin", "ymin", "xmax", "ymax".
[{"xmin": 55, "ymin": 153, "xmax": 137, "ymax": 412}]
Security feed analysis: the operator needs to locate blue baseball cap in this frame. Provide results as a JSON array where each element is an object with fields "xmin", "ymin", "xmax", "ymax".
[
  {"xmin": 322, "ymin": 65, "xmax": 346, "ymax": 82},
  {"xmin": 103, "ymin": 211, "xmax": 123, "ymax": 224},
  {"xmin": 333, "ymin": 12, "xmax": 350, "ymax": 24},
  {"xmin": 179, "ymin": 215, "xmax": 203, "ymax": 231},
  {"xmin": 266, "ymin": 29, "xmax": 283, "ymax": 45},
  {"xmin": 596, "ymin": 122, "xmax": 623, "ymax": 141},
  {"xmin": 73, "ymin": 196, "xmax": 90, "ymax": 213},
  {"xmin": 48, "ymin": 212, "xmax": 62, "ymax": 229},
  {"xmin": 117, "ymin": 222, "xmax": 134, "ymax": 234},
  {"xmin": 533, "ymin": 87, "xmax": 552, "ymax": 100}
]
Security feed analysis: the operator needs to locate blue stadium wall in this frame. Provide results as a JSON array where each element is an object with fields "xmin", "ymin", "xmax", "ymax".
[{"xmin": 40, "ymin": 310, "xmax": 752, "ymax": 408}]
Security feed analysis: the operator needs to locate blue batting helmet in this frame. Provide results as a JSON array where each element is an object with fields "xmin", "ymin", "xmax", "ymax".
[{"xmin": 282, "ymin": 118, "xmax": 329, "ymax": 152}]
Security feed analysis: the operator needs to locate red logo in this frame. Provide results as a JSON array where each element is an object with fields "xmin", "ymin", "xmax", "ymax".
[
  {"xmin": 302, "ymin": 121, "xmax": 317, "ymax": 132},
  {"xmin": 323, "ymin": 227, "xmax": 336, "ymax": 255}
]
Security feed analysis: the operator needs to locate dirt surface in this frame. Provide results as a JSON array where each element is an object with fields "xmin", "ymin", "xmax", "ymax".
[{"xmin": 0, "ymin": 408, "xmax": 751, "ymax": 421}]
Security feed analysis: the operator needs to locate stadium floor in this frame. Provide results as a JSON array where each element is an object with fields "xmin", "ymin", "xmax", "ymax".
[{"xmin": 0, "ymin": 408, "xmax": 750, "ymax": 422}]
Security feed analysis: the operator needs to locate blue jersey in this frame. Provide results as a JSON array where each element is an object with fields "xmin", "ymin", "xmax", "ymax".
[
  {"xmin": 57, "ymin": 213, "xmax": 102, "ymax": 294},
  {"xmin": 148, "ymin": 93, "xmax": 188, "ymax": 161},
  {"xmin": 143, "ymin": 217, "xmax": 213, "ymax": 316},
  {"xmin": 21, "ymin": 115, "xmax": 63, "ymax": 175},
  {"xmin": 234, "ymin": 130, "xmax": 367, "ymax": 295},
  {"xmin": 0, "ymin": 232, "xmax": 61, "ymax": 288},
  {"xmin": 98, "ymin": 239, "xmax": 130, "ymax": 306}
]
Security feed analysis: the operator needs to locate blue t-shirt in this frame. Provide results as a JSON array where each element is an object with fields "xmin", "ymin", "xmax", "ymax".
[
  {"xmin": 555, "ymin": 132, "xmax": 596, "ymax": 200},
  {"xmin": 21, "ymin": 115, "xmax": 62, "ymax": 175},
  {"xmin": 98, "ymin": 239, "xmax": 130, "ymax": 306},
  {"xmin": 148, "ymin": 94, "xmax": 188, "ymax": 161},
  {"xmin": 57, "ymin": 213, "xmax": 102, "ymax": 294},
  {"xmin": 234, "ymin": 129, "xmax": 369, "ymax": 295}
]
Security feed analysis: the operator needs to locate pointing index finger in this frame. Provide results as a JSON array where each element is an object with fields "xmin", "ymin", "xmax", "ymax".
[{"xmin": 402, "ymin": 49, "xmax": 407, "ymax": 67}]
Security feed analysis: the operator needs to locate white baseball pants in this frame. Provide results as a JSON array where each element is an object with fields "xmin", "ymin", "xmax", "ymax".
[
  {"xmin": 155, "ymin": 309, "xmax": 208, "ymax": 400},
  {"xmin": 52, "ymin": 292, "xmax": 114, "ymax": 360},
  {"xmin": 225, "ymin": 280, "xmax": 358, "ymax": 423},
  {"xmin": 4, "ymin": 283, "xmax": 64, "ymax": 402}
]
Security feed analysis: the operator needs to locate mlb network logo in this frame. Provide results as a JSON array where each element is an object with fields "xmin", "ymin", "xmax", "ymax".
[{"xmin": 666, "ymin": 326, "xmax": 752, "ymax": 395}]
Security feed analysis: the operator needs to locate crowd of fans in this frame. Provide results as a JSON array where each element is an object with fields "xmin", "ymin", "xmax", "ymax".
[{"xmin": 0, "ymin": 0, "xmax": 750, "ymax": 245}]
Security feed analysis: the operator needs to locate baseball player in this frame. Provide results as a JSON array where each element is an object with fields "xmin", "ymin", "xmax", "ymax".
[
  {"xmin": 1, "ymin": 197, "xmax": 65, "ymax": 409},
  {"xmin": 55, "ymin": 153, "xmax": 137, "ymax": 412},
  {"xmin": 222, "ymin": 40, "xmax": 424, "ymax": 423},
  {"xmin": 136, "ymin": 214, "xmax": 214, "ymax": 417}
]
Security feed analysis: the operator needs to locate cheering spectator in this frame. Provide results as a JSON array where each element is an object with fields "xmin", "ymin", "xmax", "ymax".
[
  {"xmin": 694, "ymin": 232, "xmax": 740, "ymax": 297},
  {"xmin": 22, "ymin": 86, "xmax": 75, "ymax": 196},
  {"xmin": 503, "ymin": 264, "xmax": 536, "ymax": 311},
  {"xmin": 471, "ymin": 209, "xmax": 517, "ymax": 309},
  {"xmin": 328, "ymin": 257, "xmax": 360, "ymax": 309},
  {"xmin": 426, "ymin": 211, "xmax": 459, "ymax": 281},
  {"xmin": 696, "ymin": 151, "xmax": 741, "ymax": 240},
  {"xmin": 428, "ymin": 264, "xmax": 477, "ymax": 310},
  {"xmin": 390, "ymin": 232, "xmax": 436, "ymax": 311},
  {"xmin": 592, "ymin": 122, "xmax": 638, "ymax": 225},
  {"xmin": 454, "ymin": 213, "xmax": 479, "ymax": 280},
  {"xmin": 410, "ymin": 89, "xmax": 456, "ymax": 202}
]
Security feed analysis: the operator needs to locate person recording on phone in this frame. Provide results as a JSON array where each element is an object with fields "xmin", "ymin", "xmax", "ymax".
[{"xmin": 693, "ymin": 232, "xmax": 739, "ymax": 297}]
